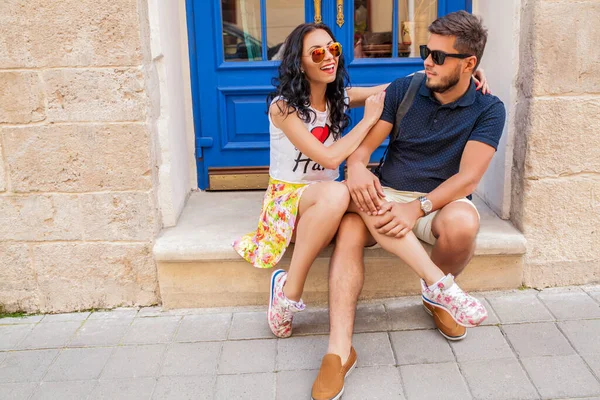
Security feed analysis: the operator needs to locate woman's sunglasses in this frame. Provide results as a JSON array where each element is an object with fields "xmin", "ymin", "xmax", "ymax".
[
  {"xmin": 419, "ymin": 45, "xmax": 472, "ymax": 65},
  {"xmin": 307, "ymin": 42, "xmax": 342, "ymax": 63}
]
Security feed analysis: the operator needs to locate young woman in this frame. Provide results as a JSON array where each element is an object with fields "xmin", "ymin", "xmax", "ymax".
[
  {"xmin": 233, "ymin": 23, "xmax": 491, "ymax": 339},
  {"xmin": 233, "ymin": 23, "xmax": 386, "ymax": 338}
]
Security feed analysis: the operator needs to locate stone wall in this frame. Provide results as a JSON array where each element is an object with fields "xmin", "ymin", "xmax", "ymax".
[
  {"xmin": 0, "ymin": 0, "xmax": 161, "ymax": 312},
  {"xmin": 512, "ymin": 0, "xmax": 600, "ymax": 287}
]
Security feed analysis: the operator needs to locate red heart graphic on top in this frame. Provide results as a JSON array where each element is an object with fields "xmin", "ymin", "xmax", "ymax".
[{"xmin": 311, "ymin": 125, "xmax": 330, "ymax": 143}]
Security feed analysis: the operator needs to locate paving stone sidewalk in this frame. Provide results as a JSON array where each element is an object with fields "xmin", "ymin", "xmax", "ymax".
[{"xmin": 1, "ymin": 285, "xmax": 600, "ymax": 400}]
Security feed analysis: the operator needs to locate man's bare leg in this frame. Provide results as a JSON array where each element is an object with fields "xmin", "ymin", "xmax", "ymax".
[
  {"xmin": 430, "ymin": 202, "xmax": 480, "ymax": 276},
  {"xmin": 326, "ymin": 213, "xmax": 374, "ymax": 364}
]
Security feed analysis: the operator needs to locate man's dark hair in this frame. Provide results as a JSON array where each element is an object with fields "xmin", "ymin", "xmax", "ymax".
[{"xmin": 428, "ymin": 10, "xmax": 487, "ymax": 70}]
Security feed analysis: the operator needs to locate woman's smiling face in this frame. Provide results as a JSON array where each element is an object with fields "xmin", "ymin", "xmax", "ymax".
[{"xmin": 301, "ymin": 29, "xmax": 339, "ymax": 85}]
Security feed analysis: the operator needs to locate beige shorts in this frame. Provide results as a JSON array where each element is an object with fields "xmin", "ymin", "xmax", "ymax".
[{"xmin": 380, "ymin": 187, "xmax": 480, "ymax": 245}]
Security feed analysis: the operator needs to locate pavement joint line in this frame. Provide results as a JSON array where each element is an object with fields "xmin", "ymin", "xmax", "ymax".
[
  {"xmin": 553, "ymin": 322, "xmax": 600, "ymax": 385},
  {"xmin": 498, "ymin": 324, "xmax": 543, "ymax": 399},
  {"xmin": 536, "ymin": 290, "xmax": 561, "ymax": 321}
]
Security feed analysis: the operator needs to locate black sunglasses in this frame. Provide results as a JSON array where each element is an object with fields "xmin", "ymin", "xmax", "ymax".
[{"xmin": 420, "ymin": 45, "xmax": 473, "ymax": 65}]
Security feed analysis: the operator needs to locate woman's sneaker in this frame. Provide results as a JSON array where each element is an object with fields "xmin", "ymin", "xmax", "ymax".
[
  {"xmin": 421, "ymin": 274, "xmax": 487, "ymax": 328},
  {"xmin": 268, "ymin": 269, "xmax": 305, "ymax": 338}
]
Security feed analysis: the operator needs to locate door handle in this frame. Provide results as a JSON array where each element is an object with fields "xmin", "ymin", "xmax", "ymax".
[
  {"xmin": 337, "ymin": 0, "xmax": 344, "ymax": 27},
  {"xmin": 314, "ymin": 0, "xmax": 322, "ymax": 23}
]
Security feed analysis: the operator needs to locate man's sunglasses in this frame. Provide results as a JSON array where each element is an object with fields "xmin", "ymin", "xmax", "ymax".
[
  {"xmin": 306, "ymin": 42, "xmax": 342, "ymax": 63},
  {"xmin": 419, "ymin": 45, "xmax": 472, "ymax": 65}
]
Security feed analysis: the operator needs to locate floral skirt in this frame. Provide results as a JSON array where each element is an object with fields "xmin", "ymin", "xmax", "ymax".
[{"xmin": 233, "ymin": 178, "xmax": 310, "ymax": 269}]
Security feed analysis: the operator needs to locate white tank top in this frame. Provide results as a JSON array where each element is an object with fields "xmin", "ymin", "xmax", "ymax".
[{"xmin": 268, "ymin": 97, "xmax": 341, "ymax": 183}]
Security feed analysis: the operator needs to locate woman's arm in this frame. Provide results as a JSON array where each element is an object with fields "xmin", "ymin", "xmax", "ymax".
[
  {"xmin": 270, "ymin": 92, "xmax": 385, "ymax": 170},
  {"xmin": 346, "ymin": 84, "xmax": 389, "ymax": 108},
  {"xmin": 346, "ymin": 67, "xmax": 490, "ymax": 109}
]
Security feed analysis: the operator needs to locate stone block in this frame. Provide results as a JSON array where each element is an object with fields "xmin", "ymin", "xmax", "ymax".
[
  {"xmin": 538, "ymin": 289, "xmax": 600, "ymax": 320},
  {"xmin": 449, "ymin": 326, "xmax": 514, "ymax": 362},
  {"xmin": 174, "ymin": 313, "xmax": 232, "ymax": 342},
  {"xmin": 352, "ymin": 332, "xmax": 395, "ymax": 367},
  {"xmin": 522, "ymin": 355, "xmax": 600, "ymax": 399},
  {"xmin": 502, "ymin": 322, "xmax": 575, "ymax": 357},
  {"xmin": 0, "ymin": 349, "xmax": 59, "ymax": 383},
  {"xmin": 485, "ymin": 290, "xmax": 553, "ymax": 323},
  {"xmin": 524, "ymin": 260, "xmax": 600, "ymax": 288},
  {"xmin": 32, "ymin": 243, "xmax": 158, "ymax": 313},
  {"xmin": 0, "ymin": 383, "xmax": 38, "ymax": 400},
  {"xmin": 0, "ymin": 72, "xmax": 45, "ymax": 124},
  {"xmin": 43, "ymin": 68, "xmax": 146, "ymax": 122},
  {"xmin": 520, "ymin": 178, "xmax": 600, "ymax": 264},
  {"xmin": 43, "ymin": 347, "xmax": 113, "ymax": 381},
  {"xmin": 460, "ymin": 359, "xmax": 538, "ymax": 400},
  {"xmin": 0, "ymin": 195, "xmax": 82, "ymax": 241},
  {"xmin": 80, "ymin": 192, "xmax": 156, "ymax": 241},
  {"xmin": 4, "ymin": 124, "xmax": 152, "ymax": 193},
  {"xmin": 215, "ymin": 373, "xmax": 275, "ymax": 400},
  {"xmin": 0, "ymin": 0, "xmax": 143, "ymax": 68},
  {"xmin": 559, "ymin": 319, "xmax": 600, "ymax": 354},
  {"xmin": 218, "ymin": 339, "xmax": 277, "ymax": 374},
  {"xmin": 344, "ymin": 366, "xmax": 405, "ymax": 400},
  {"xmin": 531, "ymin": 1, "xmax": 600, "ymax": 96},
  {"xmin": 400, "ymin": 363, "xmax": 470, "ymax": 400},
  {"xmin": 390, "ymin": 330, "xmax": 454, "ymax": 365},
  {"xmin": 162, "ymin": 342, "xmax": 222, "ymax": 376},
  {"xmin": 276, "ymin": 370, "xmax": 317, "ymax": 400},
  {"xmin": 121, "ymin": 316, "xmax": 180, "ymax": 345},
  {"xmin": 0, "ymin": 140, "xmax": 6, "ymax": 192},
  {"xmin": 89, "ymin": 378, "xmax": 156, "ymax": 400},
  {"xmin": 31, "ymin": 381, "xmax": 96, "ymax": 400},
  {"xmin": 228, "ymin": 311, "xmax": 274, "ymax": 340},
  {"xmin": 276, "ymin": 335, "xmax": 328, "ymax": 371},
  {"xmin": 16, "ymin": 321, "xmax": 81, "ymax": 350},
  {"xmin": 0, "ymin": 324, "xmax": 33, "ymax": 351},
  {"xmin": 69, "ymin": 319, "xmax": 131, "ymax": 347},
  {"xmin": 526, "ymin": 97, "xmax": 600, "ymax": 179},
  {"xmin": 153, "ymin": 376, "xmax": 215, "ymax": 400},
  {"xmin": 385, "ymin": 296, "xmax": 436, "ymax": 331},
  {"xmin": 0, "ymin": 243, "xmax": 39, "ymax": 313},
  {"xmin": 101, "ymin": 344, "xmax": 166, "ymax": 379}
]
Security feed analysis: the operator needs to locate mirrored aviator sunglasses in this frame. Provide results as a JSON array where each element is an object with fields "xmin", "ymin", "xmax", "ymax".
[
  {"xmin": 419, "ymin": 45, "xmax": 472, "ymax": 66},
  {"xmin": 310, "ymin": 42, "xmax": 342, "ymax": 63}
]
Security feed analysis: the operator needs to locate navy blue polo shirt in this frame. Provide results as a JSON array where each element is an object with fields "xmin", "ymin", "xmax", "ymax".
[{"xmin": 378, "ymin": 76, "xmax": 506, "ymax": 195}]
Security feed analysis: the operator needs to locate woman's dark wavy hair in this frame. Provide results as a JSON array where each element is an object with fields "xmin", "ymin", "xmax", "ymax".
[{"xmin": 267, "ymin": 23, "xmax": 350, "ymax": 140}]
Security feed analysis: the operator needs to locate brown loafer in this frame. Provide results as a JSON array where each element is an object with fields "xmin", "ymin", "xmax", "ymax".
[
  {"xmin": 311, "ymin": 347, "xmax": 357, "ymax": 400},
  {"xmin": 423, "ymin": 299, "xmax": 467, "ymax": 341}
]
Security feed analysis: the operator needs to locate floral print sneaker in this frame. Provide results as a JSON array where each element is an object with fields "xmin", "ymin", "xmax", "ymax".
[
  {"xmin": 421, "ymin": 274, "xmax": 487, "ymax": 328},
  {"xmin": 268, "ymin": 269, "xmax": 305, "ymax": 338}
]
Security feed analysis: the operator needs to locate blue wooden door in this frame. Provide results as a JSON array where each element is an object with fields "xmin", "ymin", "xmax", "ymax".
[{"xmin": 187, "ymin": 0, "xmax": 471, "ymax": 189}]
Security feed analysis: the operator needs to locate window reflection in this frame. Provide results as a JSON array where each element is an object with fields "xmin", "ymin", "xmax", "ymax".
[
  {"xmin": 221, "ymin": 0, "xmax": 304, "ymax": 62},
  {"xmin": 354, "ymin": 0, "xmax": 437, "ymax": 59},
  {"xmin": 222, "ymin": 0, "xmax": 263, "ymax": 61}
]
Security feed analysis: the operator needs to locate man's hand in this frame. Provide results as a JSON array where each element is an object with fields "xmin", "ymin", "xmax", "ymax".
[
  {"xmin": 347, "ymin": 164, "xmax": 386, "ymax": 215},
  {"xmin": 373, "ymin": 200, "xmax": 423, "ymax": 238}
]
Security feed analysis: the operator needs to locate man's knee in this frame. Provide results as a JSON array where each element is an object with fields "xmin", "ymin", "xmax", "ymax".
[{"xmin": 434, "ymin": 206, "xmax": 479, "ymax": 248}]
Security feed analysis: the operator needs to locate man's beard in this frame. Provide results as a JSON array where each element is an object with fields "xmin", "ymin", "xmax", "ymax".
[{"xmin": 425, "ymin": 65, "xmax": 461, "ymax": 94}]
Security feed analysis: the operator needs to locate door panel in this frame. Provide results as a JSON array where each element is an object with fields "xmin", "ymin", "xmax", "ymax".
[{"xmin": 187, "ymin": 0, "xmax": 471, "ymax": 189}]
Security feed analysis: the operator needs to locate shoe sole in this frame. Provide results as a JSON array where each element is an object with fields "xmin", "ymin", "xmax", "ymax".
[
  {"xmin": 268, "ymin": 269, "xmax": 287, "ymax": 338},
  {"xmin": 311, "ymin": 358, "xmax": 357, "ymax": 400},
  {"xmin": 422, "ymin": 295, "xmax": 482, "ymax": 328},
  {"xmin": 422, "ymin": 304, "xmax": 468, "ymax": 341}
]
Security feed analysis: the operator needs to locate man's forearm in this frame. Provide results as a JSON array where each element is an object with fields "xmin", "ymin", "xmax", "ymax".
[{"xmin": 420, "ymin": 173, "xmax": 478, "ymax": 213}]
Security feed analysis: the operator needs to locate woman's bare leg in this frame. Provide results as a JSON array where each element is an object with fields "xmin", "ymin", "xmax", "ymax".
[{"xmin": 283, "ymin": 181, "xmax": 350, "ymax": 301}]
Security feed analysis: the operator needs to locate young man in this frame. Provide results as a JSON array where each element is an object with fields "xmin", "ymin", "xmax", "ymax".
[{"xmin": 311, "ymin": 11, "xmax": 506, "ymax": 400}]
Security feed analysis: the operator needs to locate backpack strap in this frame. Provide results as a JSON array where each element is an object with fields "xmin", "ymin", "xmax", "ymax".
[{"xmin": 374, "ymin": 72, "xmax": 426, "ymax": 177}]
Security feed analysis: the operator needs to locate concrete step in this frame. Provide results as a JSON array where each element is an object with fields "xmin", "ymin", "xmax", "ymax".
[{"xmin": 153, "ymin": 191, "xmax": 526, "ymax": 309}]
